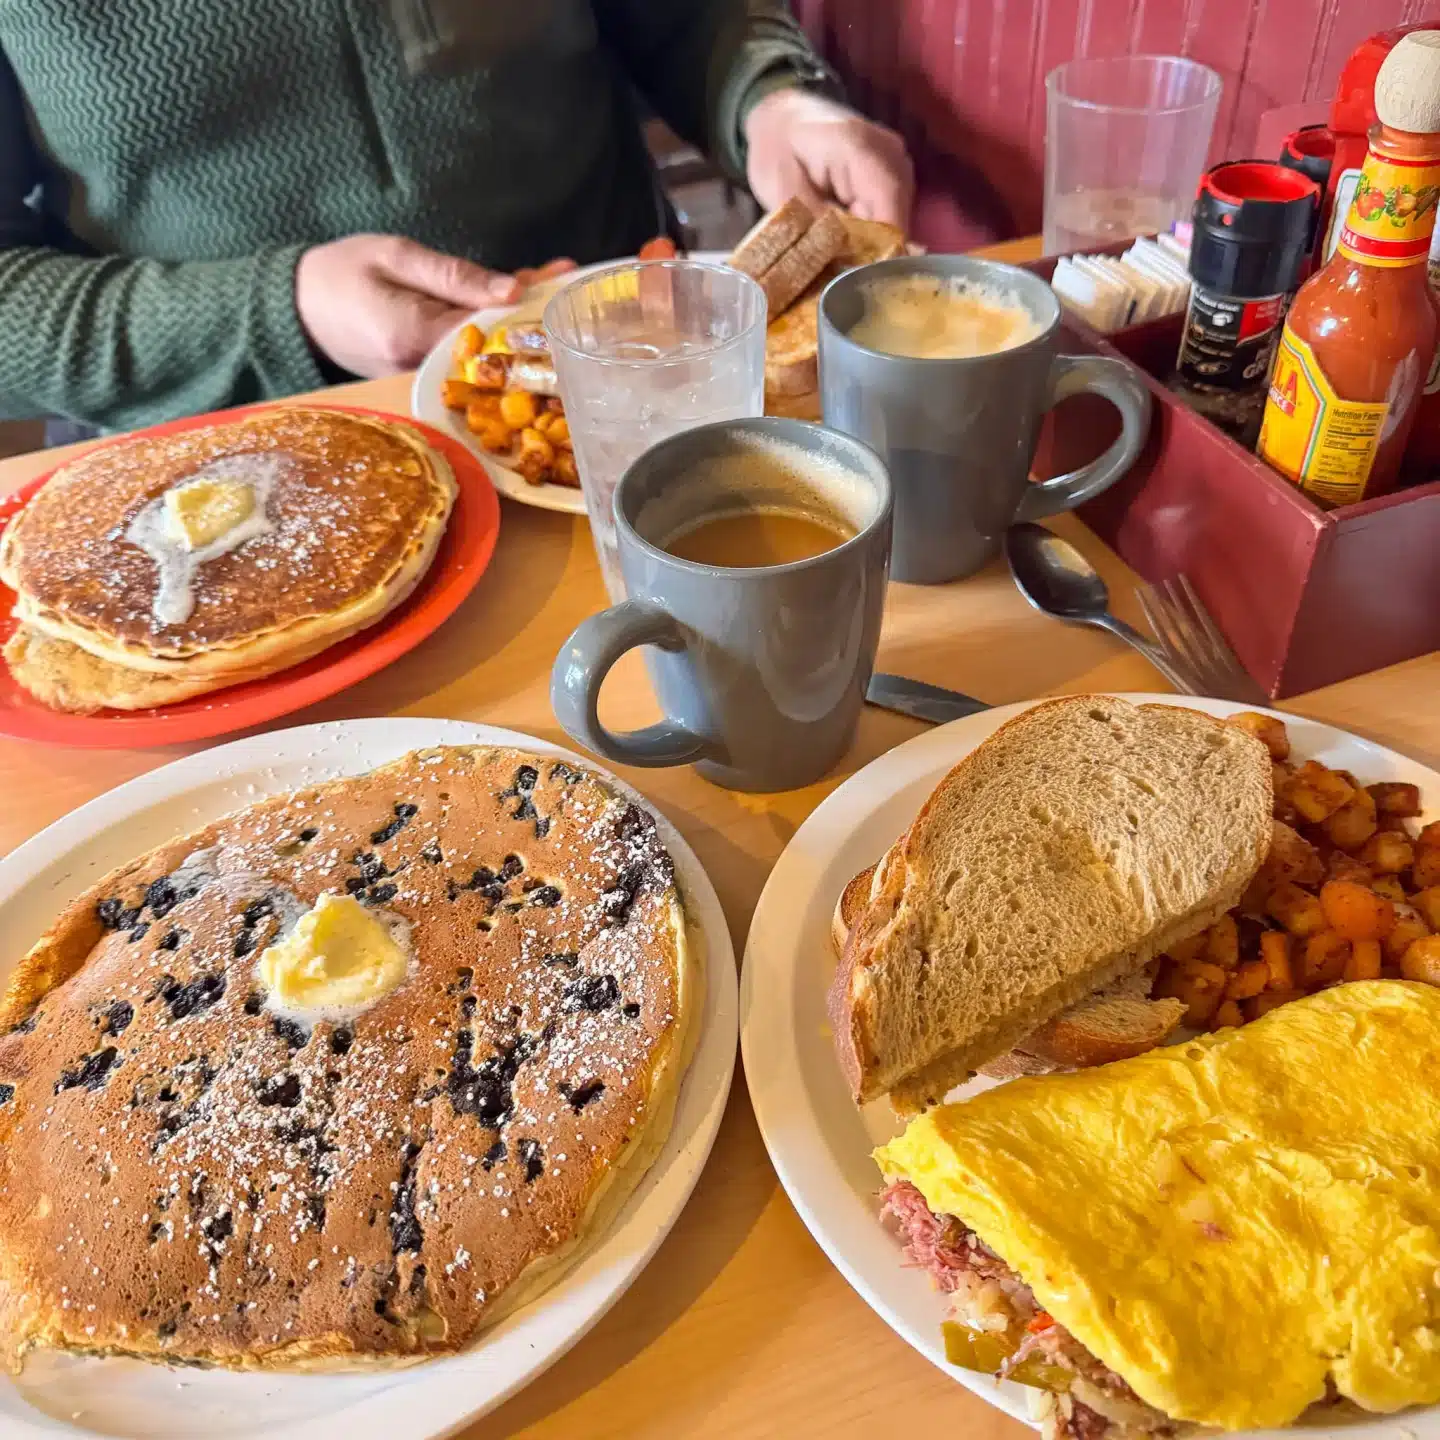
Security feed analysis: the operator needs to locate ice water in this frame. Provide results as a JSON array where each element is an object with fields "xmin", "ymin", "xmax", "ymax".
[
  {"xmin": 1044, "ymin": 189, "xmax": 1184, "ymax": 256},
  {"xmin": 545, "ymin": 263, "xmax": 767, "ymax": 602},
  {"xmin": 563, "ymin": 343, "xmax": 763, "ymax": 599}
]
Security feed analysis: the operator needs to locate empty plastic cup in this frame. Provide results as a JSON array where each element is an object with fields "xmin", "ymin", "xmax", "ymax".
[{"xmin": 1044, "ymin": 55, "xmax": 1222, "ymax": 255}]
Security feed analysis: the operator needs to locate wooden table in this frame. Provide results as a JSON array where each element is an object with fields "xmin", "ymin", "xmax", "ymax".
[{"xmin": 2, "ymin": 237, "xmax": 1437, "ymax": 1440}]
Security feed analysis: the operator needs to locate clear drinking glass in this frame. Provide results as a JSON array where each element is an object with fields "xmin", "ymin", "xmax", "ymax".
[
  {"xmin": 1044, "ymin": 54, "xmax": 1222, "ymax": 255},
  {"xmin": 544, "ymin": 261, "xmax": 767, "ymax": 601}
]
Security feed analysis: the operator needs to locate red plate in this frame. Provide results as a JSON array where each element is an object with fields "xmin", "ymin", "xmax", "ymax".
[{"xmin": 0, "ymin": 403, "xmax": 500, "ymax": 748}]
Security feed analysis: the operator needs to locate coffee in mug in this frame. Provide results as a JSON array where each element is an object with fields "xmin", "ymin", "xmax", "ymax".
[
  {"xmin": 848, "ymin": 272, "xmax": 1042, "ymax": 359},
  {"xmin": 819, "ymin": 255, "xmax": 1152, "ymax": 585},
  {"xmin": 551, "ymin": 418, "xmax": 891, "ymax": 792},
  {"xmin": 658, "ymin": 443, "xmax": 858, "ymax": 568}
]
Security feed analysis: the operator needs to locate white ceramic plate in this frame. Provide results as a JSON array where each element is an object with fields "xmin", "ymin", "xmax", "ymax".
[
  {"xmin": 410, "ymin": 253, "xmax": 728, "ymax": 516},
  {"xmin": 740, "ymin": 695, "xmax": 1440, "ymax": 1439},
  {"xmin": 0, "ymin": 719, "xmax": 737, "ymax": 1440}
]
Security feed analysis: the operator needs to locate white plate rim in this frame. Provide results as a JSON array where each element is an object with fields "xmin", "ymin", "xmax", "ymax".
[
  {"xmin": 739, "ymin": 694, "xmax": 1440, "ymax": 1439},
  {"xmin": 0, "ymin": 718, "xmax": 738, "ymax": 1440},
  {"xmin": 410, "ymin": 252, "xmax": 729, "ymax": 516}
]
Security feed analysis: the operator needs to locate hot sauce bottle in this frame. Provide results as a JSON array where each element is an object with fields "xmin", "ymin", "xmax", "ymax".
[{"xmin": 1257, "ymin": 32, "xmax": 1440, "ymax": 506}]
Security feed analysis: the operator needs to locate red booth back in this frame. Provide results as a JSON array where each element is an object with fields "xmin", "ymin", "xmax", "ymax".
[{"xmin": 792, "ymin": 0, "xmax": 1440, "ymax": 250}]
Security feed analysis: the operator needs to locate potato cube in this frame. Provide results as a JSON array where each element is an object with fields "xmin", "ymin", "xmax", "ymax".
[
  {"xmin": 1411, "ymin": 887, "xmax": 1440, "ymax": 931},
  {"xmin": 1284, "ymin": 761, "xmax": 1355, "ymax": 824},
  {"xmin": 1359, "ymin": 831, "xmax": 1415, "ymax": 875},
  {"xmin": 1223, "ymin": 960, "xmax": 1269, "ymax": 1001},
  {"xmin": 1205, "ymin": 914, "xmax": 1240, "ymax": 969},
  {"xmin": 1384, "ymin": 904, "xmax": 1431, "ymax": 965},
  {"xmin": 1418, "ymin": 821, "xmax": 1440, "ymax": 849},
  {"xmin": 1325, "ymin": 850, "xmax": 1372, "ymax": 886},
  {"xmin": 464, "ymin": 393, "xmax": 502, "ymax": 430},
  {"xmin": 1155, "ymin": 960, "xmax": 1226, "ymax": 1029},
  {"xmin": 1262, "ymin": 821, "xmax": 1325, "ymax": 889},
  {"xmin": 1260, "ymin": 929, "xmax": 1293, "ymax": 990},
  {"xmin": 1414, "ymin": 846, "xmax": 1440, "ymax": 891},
  {"xmin": 553, "ymin": 451, "xmax": 580, "ymax": 487},
  {"xmin": 1245, "ymin": 990, "xmax": 1303, "ymax": 1021},
  {"xmin": 1265, "ymin": 882, "xmax": 1328, "ymax": 938},
  {"xmin": 441, "ymin": 378, "xmax": 479, "ymax": 411},
  {"xmin": 1344, "ymin": 938, "xmax": 1383, "ymax": 982},
  {"xmin": 463, "ymin": 355, "xmax": 508, "ymax": 390},
  {"xmin": 499, "ymin": 390, "xmax": 540, "ymax": 429},
  {"xmin": 1400, "ymin": 934, "xmax": 1440, "ymax": 986},
  {"xmin": 1323, "ymin": 788, "xmax": 1377, "ymax": 853},
  {"xmin": 1370, "ymin": 875, "xmax": 1407, "ymax": 904},
  {"xmin": 452, "ymin": 322, "xmax": 485, "ymax": 361},
  {"xmin": 1301, "ymin": 931, "xmax": 1350, "ymax": 987},
  {"xmin": 1319, "ymin": 879, "xmax": 1396, "ymax": 941},
  {"xmin": 1166, "ymin": 932, "xmax": 1207, "ymax": 967},
  {"xmin": 1368, "ymin": 782, "xmax": 1422, "ymax": 817},
  {"xmin": 1229, "ymin": 711, "xmax": 1291, "ymax": 760},
  {"xmin": 1211, "ymin": 999, "xmax": 1245, "ymax": 1030},
  {"xmin": 473, "ymin": 419, "xmax": 512, "ymax": 454}
]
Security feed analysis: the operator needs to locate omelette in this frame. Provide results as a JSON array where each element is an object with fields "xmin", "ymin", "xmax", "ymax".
[{"xmin": 874, "ymin": 982, "xmax": 1440, "ymax": 1438}]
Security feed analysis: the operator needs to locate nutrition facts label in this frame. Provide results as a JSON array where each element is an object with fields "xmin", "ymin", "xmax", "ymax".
[{"xmin": 1257, "ymin": 329, "xmax": 1388, "ymax": 504}]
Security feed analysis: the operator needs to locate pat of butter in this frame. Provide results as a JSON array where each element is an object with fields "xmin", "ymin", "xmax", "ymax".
[
  {"xmin": 163, "ymin": 477, "xmax": 256, "ymax": 550},
  {"xmin": 258, "ymin": 892, "xmax": 407, "ymax": 1013}
]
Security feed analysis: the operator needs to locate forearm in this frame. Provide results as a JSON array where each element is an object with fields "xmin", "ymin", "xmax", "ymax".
[
  {"xmin": 597, "ymin": 0, "xmax": 838, "ymax": 179},
  {"xmin": 0, "ymin": 244, "xmax": 326, "ymax": 430}
]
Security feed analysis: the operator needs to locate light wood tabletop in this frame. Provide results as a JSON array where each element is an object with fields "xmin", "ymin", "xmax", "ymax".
[{"xmin": 1, "ymin": 235, "xmax": 1437, "ymax": 1440}]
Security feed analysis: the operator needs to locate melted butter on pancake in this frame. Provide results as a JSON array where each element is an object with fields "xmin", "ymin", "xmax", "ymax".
[
  {"xmin": 125, "ymin": 454, "xmax": 283, "ymax": 625},
  {"xmin": 163, "ymin": 473, "xmax": 257, "ymax": 550},
  {"xmin": 258, "ymin": 892, "xmax": 412, "ymax": 1019}
]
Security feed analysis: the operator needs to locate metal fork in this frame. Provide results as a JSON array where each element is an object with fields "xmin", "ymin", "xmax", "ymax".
[{"xmin": 1135, "ymin": 575, "xmax": 1265, "ymax": 704}]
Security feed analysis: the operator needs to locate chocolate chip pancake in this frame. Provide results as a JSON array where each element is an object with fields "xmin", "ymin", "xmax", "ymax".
[
  {"xmin": 0, "ymin": 746, "xmax": 697, "ymax": 1371},
  {"xmin": 0, "ymin": 408, "xmax": 456, "ymax": 713}
]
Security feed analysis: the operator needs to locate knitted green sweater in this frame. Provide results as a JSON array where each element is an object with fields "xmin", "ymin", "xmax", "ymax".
[{"xmin": 0, "ymin": 1, "xmax": 827, "ymax": 429}]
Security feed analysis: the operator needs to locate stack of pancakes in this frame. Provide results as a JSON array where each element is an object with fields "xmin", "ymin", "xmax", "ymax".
[
  {"xmin": 0, "ymin": 408, "xmax": 456, "ymax": 713},
  {"xmin": 0, "ymin": 746, "xmax": 698, "ymax": 1370}
]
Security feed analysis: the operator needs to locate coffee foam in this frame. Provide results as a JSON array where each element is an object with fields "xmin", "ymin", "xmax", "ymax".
[
  {"xmin": 849, "ymin": 272, "xmax": 1041, "ymax": 359},
  {"xmin": 635, "ymin": 433, "xmax": 879, "ymax": 548}
]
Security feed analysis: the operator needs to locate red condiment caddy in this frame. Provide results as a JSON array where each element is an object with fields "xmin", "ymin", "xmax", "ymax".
[{"xmin": 1028, "ymin": 258, "xmax": 1440, "ymax": 700}]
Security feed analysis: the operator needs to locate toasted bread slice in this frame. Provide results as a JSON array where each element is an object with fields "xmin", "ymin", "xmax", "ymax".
[
  {"xmin": 835, "ymin": 214, "xmax": 906, "ymax": 267},
  {"xmin": 827, "ymin": 697, "xmax": 1272, "ymax": 1112},
  {"xmin": 757, "ymin": 207, "xmax": 847, "ymax": 316},
  {"xmin": 764, "ymin": 269, "xmax": 831, "ymax": 397},
  {"xmin": 831, "ymin": 866, "xmax": 1185, "ymax": 1074},
  {"xmin": 729, "ymin": 198, "xmax": 815, "ymax": 279},
  {"xmin": 760, "ymin": 213, "xmax": 906, "ymax": 397}
]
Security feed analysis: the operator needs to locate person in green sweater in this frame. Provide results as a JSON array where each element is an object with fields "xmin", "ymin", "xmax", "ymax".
[{"xmin": 0, "ymin": 1, "xmax": 911, "ymax": 432}]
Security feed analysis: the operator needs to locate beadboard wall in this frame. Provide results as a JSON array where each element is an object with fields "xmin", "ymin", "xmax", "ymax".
[{"xmin": 793, "ymin": 0, "xmax": 1440, "ymax": 240}]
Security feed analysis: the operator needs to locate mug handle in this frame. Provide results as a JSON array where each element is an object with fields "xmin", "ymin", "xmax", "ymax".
[
  {"xmin": 1016, "ymin": 354, "xmax": 1153, "ymax": 521},
  {"xmin": 550, "ymin": 599, "xmax": 718, "ymax": 768}
]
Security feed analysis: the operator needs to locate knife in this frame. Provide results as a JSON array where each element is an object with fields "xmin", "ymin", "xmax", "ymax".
[{"xmin": 865, "ymin": 672, "xmax": 991, "ymax": 726}]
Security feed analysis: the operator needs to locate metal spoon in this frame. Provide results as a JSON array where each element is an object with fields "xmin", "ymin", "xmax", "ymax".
[{"xmin": 1003, "ymin": 522, "xmax": 1193, "ymax": 694}]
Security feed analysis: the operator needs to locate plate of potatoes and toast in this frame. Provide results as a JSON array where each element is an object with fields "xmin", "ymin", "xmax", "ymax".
[{"xmin": 411, "ymin": 209, "xmax": 908, "ymax": 514}]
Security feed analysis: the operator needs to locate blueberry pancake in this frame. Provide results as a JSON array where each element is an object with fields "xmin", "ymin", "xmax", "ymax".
[
  {"xmin": 0, "ymin": 408, "xmax": 456, "ymax": 713},
  {"xmin": 0, "ymin": 746, "xmax": 697, "ymax": 1371}
]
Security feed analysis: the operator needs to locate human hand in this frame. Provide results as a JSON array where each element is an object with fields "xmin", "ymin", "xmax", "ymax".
[
  {"xmin": 744, "ymin": 88, "xmax": 914, "ymax": 229},
  {"xmin": 295, "ymin": 235, "xmax": 575, "ymax": 377}
]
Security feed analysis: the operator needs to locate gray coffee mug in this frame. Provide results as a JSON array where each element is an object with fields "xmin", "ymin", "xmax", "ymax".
[
  {"xmin": 819, "ymin": 255, "xmax": 1152, "ymax": 584},
  {"xmin": 551, "ymin": 418, "xmax": 892, "ymax": 792}
]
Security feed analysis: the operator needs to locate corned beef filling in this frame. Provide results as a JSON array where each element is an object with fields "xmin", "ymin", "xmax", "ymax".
[{"xmin": 879, "ymin": 1181, "xmax": 1174, "ymax": 1440}]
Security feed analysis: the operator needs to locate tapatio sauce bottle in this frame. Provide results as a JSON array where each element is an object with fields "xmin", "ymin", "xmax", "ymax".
[{"xmin": 1257, "ymin": 32, "xmax": 1440, "ymax": 505}]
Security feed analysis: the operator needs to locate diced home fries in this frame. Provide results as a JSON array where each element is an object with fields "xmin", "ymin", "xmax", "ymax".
[
  {"xmin": 1155, "ymin": 712, "xmax": 1438, "ymax": 1032},
  {"xmin": 440, "ymin": 323, "xmax": 578, "ymax": 488}
]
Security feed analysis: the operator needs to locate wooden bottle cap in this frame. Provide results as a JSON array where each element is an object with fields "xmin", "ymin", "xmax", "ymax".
[{"xmin": 1375, "ymin": 31, "xmax": 1440, "ymax": 133}]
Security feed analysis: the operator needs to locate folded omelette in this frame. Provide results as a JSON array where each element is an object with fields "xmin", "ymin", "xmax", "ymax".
[{"xmin": 875, "ymin": 982, "xmax": 1440, "ymax": 1433}]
